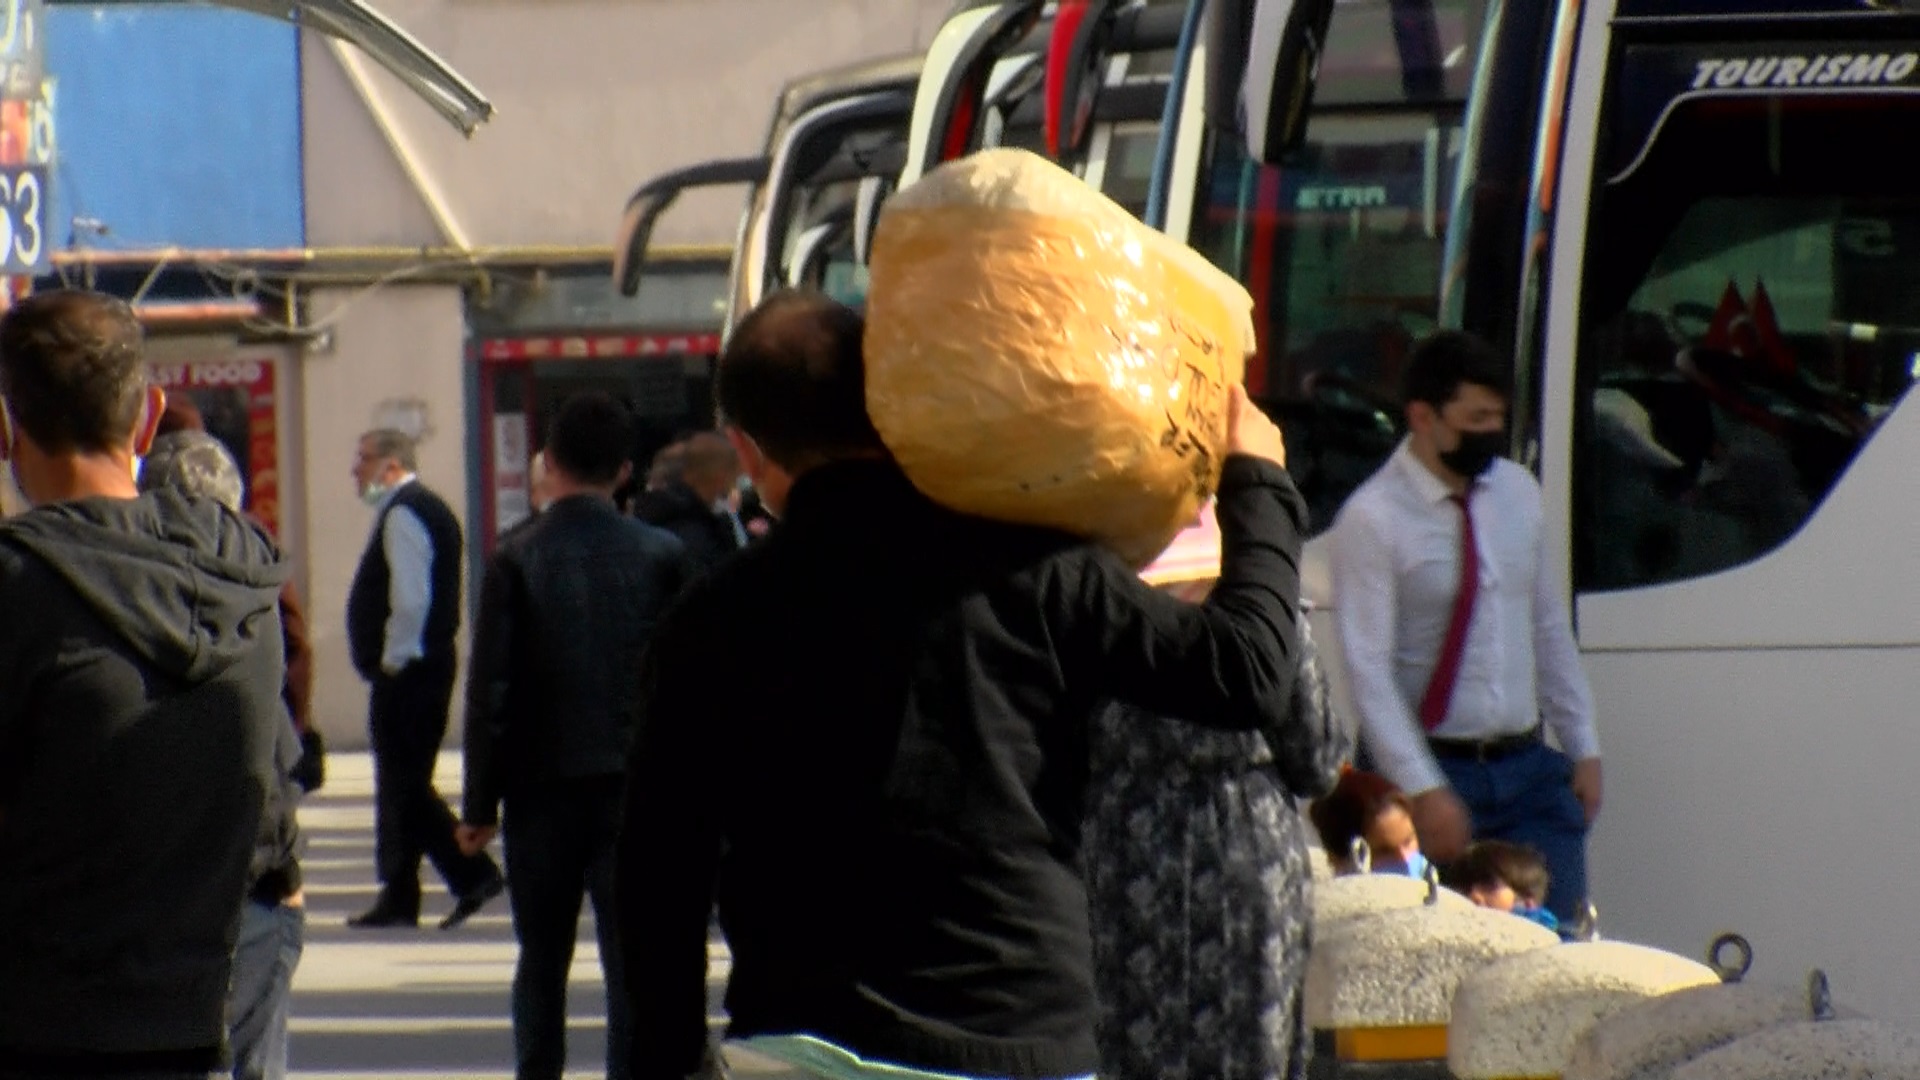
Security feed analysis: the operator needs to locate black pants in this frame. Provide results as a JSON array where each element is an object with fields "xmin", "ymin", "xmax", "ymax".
[
  {"xmin": 503, "ymin": 778, "xmax": 631, "ymax": 1080},
  {"xmin": 369, "ymin": 658, "xmax": 497, "ymax": 904}
]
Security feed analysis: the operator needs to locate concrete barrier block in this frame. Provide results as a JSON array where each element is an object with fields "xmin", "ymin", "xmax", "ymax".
[
  {"xmin": 1668, "ymin": 1019, "xmax": 1920, "ymax": 1080},
  {"xmin": 1448, "ymin": 942, "xmax": 1720, "ymax": 1080},
  {"xmin": 1307, "ymin": 905, "xmax": 1559, "ymax": 1030},
  {"xmin": 1310, "ymin": 873, "xmax": 1474, "ymax": 936},
  {"xmin": 1310, "ymin": 845, "xmax": 1333, "ymax": 881},
  {"xmin": 1565, "ymin": 981, "xmax": 1864, "ymax": 1080}
]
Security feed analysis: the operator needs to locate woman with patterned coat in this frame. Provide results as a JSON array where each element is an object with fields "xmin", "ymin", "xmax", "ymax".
[{"xmin": 1086, "ymin": 571, "xmax": 1352, "ymax": 1080}]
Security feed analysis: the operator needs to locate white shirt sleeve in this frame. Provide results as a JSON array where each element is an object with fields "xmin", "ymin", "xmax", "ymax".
[
  {"xmin": 380, "ymin": 505, "xmax": 434, "ymax": 676},
  {"xmin": 1532, "ymin": 523, "xmax": 1600, "ymax": 761},
  {"xmin": 1332, "ymin": 503, "xmax": 1447, "ymax": 795}
]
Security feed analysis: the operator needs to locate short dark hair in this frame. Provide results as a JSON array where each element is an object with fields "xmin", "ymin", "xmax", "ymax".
[
  {"xmin": 0, "ymin": 290, "xmax": 148, "ymax": 454},
  {"xmin": 1443, "ymin": 840, "xmax": 1551, "ymax": 905},
  {"xmin": 139, "ymin": 429, "xmax": 244, "ymax": 512},
  {"xmin": 1402, "ymin": 330, "xmax": 1509, "ymax": 410},
  {"xmin": 716, "ymin": 289, "xmax": 885, "ymax": 470},
  {"xmin": 1309, "ymin": 769, "xmax": 1415, "ymax": 863},
  {"xmin": 545, "ymin": 391, "xmax": 635, "ymax": 486}
]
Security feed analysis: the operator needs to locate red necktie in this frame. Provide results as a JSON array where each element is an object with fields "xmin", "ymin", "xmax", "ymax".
[{"xmin": 1419, "ymin": 490, "xmax": 1479, "ymax": 732}]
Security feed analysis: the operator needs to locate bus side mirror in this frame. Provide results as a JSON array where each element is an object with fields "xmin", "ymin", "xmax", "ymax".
[
  {"xmin": 613, "ymin": 156, "xmax": 768, "ymax": 297},
  {"xmin": 1205, "ymin": 0, "xmax": 1336, "ymax": 164}
]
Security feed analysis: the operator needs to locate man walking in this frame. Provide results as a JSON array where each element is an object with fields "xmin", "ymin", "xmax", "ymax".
[
  {"xmin": 1330, "ymin": 330, "xmax": 1602, "ymax": 925},
  {"xmin": 346, "ymin": 429, "xmax": 503, "ymax": 930},
  {"xmin": 617, "ymin": 290, "xmax": 1309, "ymax": 1080},
  {"xmin": 0, "ymin": 290, "xmax": 294, "ymax": 1078},
  {"xmin": 459, "ymin": 393, "xmax": 693, "ymax": 1080}
]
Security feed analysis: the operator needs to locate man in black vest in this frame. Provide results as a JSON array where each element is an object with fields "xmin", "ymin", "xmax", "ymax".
[{"xmin": 346, "ymin": 429, "xmax": 503, "ymax": 930}]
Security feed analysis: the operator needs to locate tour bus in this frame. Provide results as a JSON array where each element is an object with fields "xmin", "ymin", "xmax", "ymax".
[
  {"xmin": 614, "ymin": 52, "xmax": 921, "ymax": 334},
  {"xmin": 893, "ymin": 0, "xmax": 1191, "ymax": 217},
  {"xmin": 1202, "ymin": 0, "xmax": 1920, "ymax": 1017}
]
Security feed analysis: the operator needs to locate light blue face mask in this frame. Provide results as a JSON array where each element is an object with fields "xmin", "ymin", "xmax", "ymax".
[
  {"xmin": 1400, "ymin": 850, "xmax": 1432, "ymax": 881},
  {"xmin": 360, "ymin": 481, "xmax": 390, "ymax": 507}
]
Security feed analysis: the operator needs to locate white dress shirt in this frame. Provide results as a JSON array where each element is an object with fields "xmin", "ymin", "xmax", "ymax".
[
  {"xmin": 1331, "ymin": 440, "xmax": 1598, "ymax": 795},
  {"xmin": 374, "ymin": 475, "xmax": 435, "ymax": 676}
]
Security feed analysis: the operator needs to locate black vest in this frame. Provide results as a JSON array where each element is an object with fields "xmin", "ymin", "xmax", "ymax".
[{"xmin": 346, "ymin": 481, "xmax": 463, "ymax": 679}]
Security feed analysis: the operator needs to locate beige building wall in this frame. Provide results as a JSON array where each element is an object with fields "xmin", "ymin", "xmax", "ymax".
[
  {"xmin": 299, "ymin": 285, "xmax": 470, "ymax": 747},
  {"xmin": 305, "ymin": 0, "xmax": 957, "ymax": 249},
  {"xmin": 299, "ymin": 0, "xmax": 953, "ymax": 746}
]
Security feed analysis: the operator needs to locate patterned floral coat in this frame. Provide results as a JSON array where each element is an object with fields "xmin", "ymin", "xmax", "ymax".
[{"xmin": 1086, "ymin": 613, "xmax": 1352, "ymax": 1080}]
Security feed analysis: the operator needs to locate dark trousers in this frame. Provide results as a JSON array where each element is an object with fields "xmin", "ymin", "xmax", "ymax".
[
  {"xmin": 503, "ymin": 777, "xmax": 632, "ymax": 1080},
  {"xmin": 1435, "ymin": 740, "xmax": 1590, "ymax": 924},
  {"xmin": 369, "ymin": 658, "xmax": 498, "ymax": 903}
]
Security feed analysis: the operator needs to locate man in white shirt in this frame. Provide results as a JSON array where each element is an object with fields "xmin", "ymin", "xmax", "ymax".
[{"xmin": 1331, "ymin": 331, "xmax": 1602, "ymax": 924}]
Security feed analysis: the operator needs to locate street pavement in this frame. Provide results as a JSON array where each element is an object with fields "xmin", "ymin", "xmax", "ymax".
[{"xmin": 290, "ymin": 752, "xmax": 802, "ymax": 1079}]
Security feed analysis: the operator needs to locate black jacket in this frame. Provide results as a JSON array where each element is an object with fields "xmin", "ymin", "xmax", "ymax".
[
  {"xmin": 633, "ymin": 480, "xmax": 741, "ymax": 576},
  {"xmin": 616, "ymin": 456, "xmax": 1307, "ymax": 1080},
  {"xmin": 0, "ymin": 489, "xmax": 294, "ymax": 1064},
  {"xmin": 463, "ymin": 495, "xmax": 693, "ymax": 825}
]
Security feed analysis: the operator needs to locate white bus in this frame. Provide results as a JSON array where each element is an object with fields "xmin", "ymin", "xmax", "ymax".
[
  {"xmin": 1194, "ymin": 0, "xmax": 1920, "ymax": 1017},
  {"xmin": 615, "ymin": 53, "xmax": 922, "ymax": 333},
  {"xmin": 895, "ymin": 0, "xmax": 1190, "ymax": 215}
]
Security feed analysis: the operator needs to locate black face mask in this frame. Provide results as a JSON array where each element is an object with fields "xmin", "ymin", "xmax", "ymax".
[{"xmin": 1439, "ymin": 429, "xmax": 1505, "ymax": 478}]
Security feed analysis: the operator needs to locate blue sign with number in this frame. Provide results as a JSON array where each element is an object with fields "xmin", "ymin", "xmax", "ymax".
[{"xmin": 0, "ymin": 162, "xmax": 45, "ymax": 273}]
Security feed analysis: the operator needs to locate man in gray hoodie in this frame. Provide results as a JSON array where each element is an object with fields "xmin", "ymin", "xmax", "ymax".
[{"xmin": 0, "ymin": 290, "xmax": 294, "ymax": 1079}]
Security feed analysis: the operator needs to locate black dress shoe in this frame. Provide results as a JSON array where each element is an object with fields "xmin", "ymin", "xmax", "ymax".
[
  {"xmin": 347, "ymin": 900, "xmax": 420, "ymax": 929},
  {"xmin": 439, "ymin": 874, "xmax": 506, "ymax": 931}
]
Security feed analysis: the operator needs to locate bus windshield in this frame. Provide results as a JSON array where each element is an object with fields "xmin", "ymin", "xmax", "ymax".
[
  {"xmin": 1189, "ymin": 0, "xmax": 1483, "ymax": 534},
  {"xmin": 1576, "ymin": 66, "xmax": 1920, "ymax": 592}
]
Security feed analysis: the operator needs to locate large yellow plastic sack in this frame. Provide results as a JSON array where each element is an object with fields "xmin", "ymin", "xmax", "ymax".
[{"xmin": 864, "ymin": 148, "xmax": 1256, "ymax": 568}]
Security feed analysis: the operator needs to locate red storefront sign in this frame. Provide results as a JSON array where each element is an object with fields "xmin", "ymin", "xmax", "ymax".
[
  {"xmin": 148, "ymin": 357, "xmax": 281, "ymax": 538},
  {"xmin": 478, "ymin": 332, "xmax": 721, "ymax": 362}
]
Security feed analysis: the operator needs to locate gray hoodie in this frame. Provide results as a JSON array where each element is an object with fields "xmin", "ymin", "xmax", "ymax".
[{"xmin": 0, "ymin": 487, "xmax": 293, "ymax": 1063}]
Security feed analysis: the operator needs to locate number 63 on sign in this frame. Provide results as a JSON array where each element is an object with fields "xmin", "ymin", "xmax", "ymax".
[{"xmin": 0, "ymin": 163, "xmax": 43, "ymax": 275}]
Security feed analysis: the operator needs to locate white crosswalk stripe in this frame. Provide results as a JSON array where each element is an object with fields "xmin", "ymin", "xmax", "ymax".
[{"xmin": 288, "ymin": 752, "xmax": 799, "ymax": 1079}]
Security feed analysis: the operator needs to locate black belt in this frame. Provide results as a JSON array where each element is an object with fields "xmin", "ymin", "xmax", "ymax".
[{"xmin": 1427, "ymin": 725, "xmax": 1542, "ymax": 764}]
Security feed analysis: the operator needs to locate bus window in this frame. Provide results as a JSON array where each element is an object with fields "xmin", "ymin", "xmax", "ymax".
[
  {"xmin": 1184, "ymin": 0, "xmax": 1479, "ymax": 535},
  {"xmin": 1191, "ymin": 112, "xmax": 1464, "ymax": 533},
  {"xmin": 1576, "ymin": 89, "xmax": 1920, "ymax": 592},
  {"xmin": 1099, "ymin": 121, "xmax": 1161, "ymax": 219}
]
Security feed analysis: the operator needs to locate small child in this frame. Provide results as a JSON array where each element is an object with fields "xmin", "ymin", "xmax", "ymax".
[
  {"xmin": 1308, "ymin": 768, "xmax": 1429, "ymax": 880},
  {"xmin": 1443, "ymin": 840, "xmax": 1560, "ymax": 934}
]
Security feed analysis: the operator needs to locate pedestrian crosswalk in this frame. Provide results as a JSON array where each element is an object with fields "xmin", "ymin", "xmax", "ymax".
[{"xmin": 289, "ymin": 752, "xmax": 799, "ymax": 1079}]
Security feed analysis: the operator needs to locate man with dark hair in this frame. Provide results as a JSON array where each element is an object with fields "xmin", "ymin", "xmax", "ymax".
[
  {"xmin": 617, "ymin": 289, "xmax": 1309, "ymax": 1080},
  {"xmin": 458, "ymin": 392, "xmax": 692, "ymax": 1080},
  {"xmin": 0, "ymin": 289, "xmax": 293, "ymax": 1078},
  {"xmin": 346, "ymin": 427, "xmax": 503, "ymax": 930},
  {"xmin": 1331, "ymin": 329, "xmax": 1601, "ymax": 926},
  {"xmin": 138, "ymin": 429, "xmax": 309, "ymax": 1080}
]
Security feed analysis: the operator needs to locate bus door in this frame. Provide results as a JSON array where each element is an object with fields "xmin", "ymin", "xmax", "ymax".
[{"xmin": 1542, "ymin": 7, "xmax": 1920, "ymax": 1012}]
